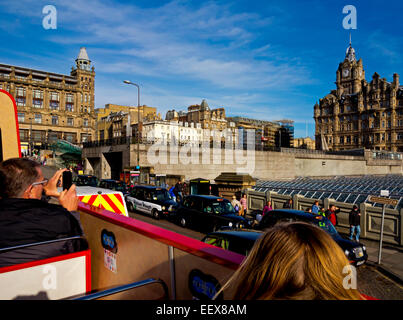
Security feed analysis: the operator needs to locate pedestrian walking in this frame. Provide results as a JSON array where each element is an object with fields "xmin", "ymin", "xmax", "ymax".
[
  {"xmin": 173, "ymin": 180, "xmax": 183, "ymax": 203},
  {"xmin": 255, "ymin": 200, "xmax": 273, "ymax": 224},
  {"xmin": 240, "ymin": 194, "xmax": 247, "ymax": 216},
  {"xmin": 349, "ymin": 205, "xmax": 361, "ymax": 242},
  {"xmin": 262, "ymin": 200, "xmax": 273, "ymax": 216},
  {"xmin": 325, "ymin": 204, "xmax": 340, "ymax": 226},
  {"xmin": 283, "ymin": 198, "xmax": 293, "ymax": 209},
  {"xmin": 169, "ymin": 185, "xmax": 176, "ymax": 202},
  {"xmin": 231, "ymin": 195, "xmax": 242, "ymax": 215},
  {"xmin": 311, "ymin": 201, "xmax": 319, "ymax": 214}
]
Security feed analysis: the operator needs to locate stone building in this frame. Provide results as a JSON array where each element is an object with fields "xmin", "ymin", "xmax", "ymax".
[
  {"xmin": 0, "ymin": 47, "xmax": 96, "ymax": 154},
  {"xmin": 314, "ymin": 39, "xmax": 403, "ymax": 152},
  {"xmin": 294, "ymin": 137, "xmax": 315, "ymax": 149},
  {"xmin": 96, "ymin": 104, "xmax": 160, "ymax": 140},
  {"xmin": 166, "ymin": 99, "xmax": 227, "ymax": 130}
]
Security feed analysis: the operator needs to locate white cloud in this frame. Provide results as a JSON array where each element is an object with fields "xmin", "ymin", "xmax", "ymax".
[
  {"xmin": 33, "ymin": 0, "xmax": 312, "ymax": 90},
  {"xmin": 0, "ymin": 0, "xmax": 314, "ymax": 121}
]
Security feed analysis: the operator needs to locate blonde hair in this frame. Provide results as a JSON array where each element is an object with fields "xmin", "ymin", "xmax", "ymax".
[{"xmin": 217, "ymin": 222, "xmax": 362, "ymax": 300}]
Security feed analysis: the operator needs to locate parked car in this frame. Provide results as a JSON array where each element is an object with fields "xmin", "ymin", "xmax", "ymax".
[
  {"xmin": 255, "ymin": 209, "xmax": 368, "ymax": 266},
  {"xmin": 202, "ymin": 229, "xmax": 263, "ymax": 256},
  {"xmin": 125, "ymin": 185, "xmax": 178, "ymax": 219},
  {"xmin": 99, "ymin": 179, "xmax": 129, "ymax": 195},
  {"xmin": 175, "ymin": 195, "xmax": 252, "ymax": 232},
  {"xmin": 73, "ymin": 174, "xmax": 99, "ymax": 187}
]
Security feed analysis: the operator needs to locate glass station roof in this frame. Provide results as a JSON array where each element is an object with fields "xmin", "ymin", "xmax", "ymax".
[{"xmin": 254, "ymin": 175, "xmax": 403, "ymax": 210}]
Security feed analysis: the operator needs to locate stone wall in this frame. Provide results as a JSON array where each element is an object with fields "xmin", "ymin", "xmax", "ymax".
[
  {"xmin": 82, "ymin": 143, "xmax": 403, "ymax": 181},
  {"xmin": 247, "ymin": 189, "xmax": 403, "ymax": 247}
]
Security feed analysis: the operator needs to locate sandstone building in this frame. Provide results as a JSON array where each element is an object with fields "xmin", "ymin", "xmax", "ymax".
[
  {"xmin": 166, "ymin": 99, "xmax": 227, "ymax": 131},
  {"xmin": 96, "ymin": 104, "xmax": 160, "ymax": 141},
  {"xmin": 0, "ymin": 47, "xmax": 96, "ymax": 154},
  {"xmin": 314, "ymin": 40, "xmax": 403, "ymax": 152}
]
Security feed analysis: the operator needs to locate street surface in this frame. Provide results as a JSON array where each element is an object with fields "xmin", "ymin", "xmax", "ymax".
[{"xmin": 127, "ymin": 209, "xmax": 403, "ymax": 300}]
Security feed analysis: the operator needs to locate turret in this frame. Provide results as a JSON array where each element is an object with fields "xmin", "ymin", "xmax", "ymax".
[{"xmin": 76, "ymin": 47, "xmax": 92, "ymax": 71}]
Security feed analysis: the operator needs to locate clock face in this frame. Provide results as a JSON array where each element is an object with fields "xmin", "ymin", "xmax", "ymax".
[{"xmin": 343, "ymin": 69, "xmax": 349, "ymax": 77}]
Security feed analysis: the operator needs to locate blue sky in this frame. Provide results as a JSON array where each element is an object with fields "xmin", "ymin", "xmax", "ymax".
[{"xmin": 1, "ymin": 0, "xmax": 402, "ymax": 138}]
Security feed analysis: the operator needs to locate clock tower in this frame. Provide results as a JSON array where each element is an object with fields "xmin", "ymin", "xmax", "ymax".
[{"xmin": 336, "ymin": 36, "xmax": 365, "ymax": 97}]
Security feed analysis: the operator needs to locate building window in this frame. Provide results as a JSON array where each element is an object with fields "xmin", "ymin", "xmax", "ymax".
[
  {"xmin": 67, "ymin": 117, "xmax": 74, "ymax": 126},
  {"xmin": 32, "ymin": 89, "xmax": 43, "ymax": 108},
  {"xmin": 16, "ymin": 87, "xmax": 26, "ymax": 97},
  {"xmin": 66, "ymin": 93, "xmax": 74, "ymax": 103},
  {"xmin": 64, "ymin": 133, "xmax": 76, "ymax": 143},
  {"xmin": 18, "ymin": 112, "xmax": 25, "ymax": 123},
  {"xmin": 52, "ymin": 115, "xmax": 58, "ymax": 125},
  {"xmin": 50, "ymin": 92, "xmax": 59, "ymax": 101},
  {"xmin": 33, "ymin": 89, "xmax": 43, "ymax": 99},
  {"xmin": 83, "ymin": 119, "xmax": 88, "ymax": 127},
  {"xmin": 50, "ymin": 101, "xmax": 59, "ymax": 110},
  {"xmin": 81, "ymin": 134, "xmax": 90, "ymax": 143},
  {"xmin": 33, "ymin": 99, "xmax": 42, "ymax": 108},
  {"xmin": 32, "ymin": 130, "xmax": 44, "ymax": 142},
  {"xmin": 16, "ymin": 97, "xmax": 26, "ymax": 107},
  {"xmin": 339, "ymin": 136, "xmax": 344, "ymax": 144},
  {"xmin": 65, "ymin": 93, "xmax": 74, "ymax": 111},
  {"xmin": 66, "ymin": 103, "xmax": 74, "ymax": 112},
  {"xmin": 34, "ymin": 114, "xmax": 42, "ymax": 124},
  {"xmin": 19, "ymin": 129, "xmax": 29, "ymax": 142}
]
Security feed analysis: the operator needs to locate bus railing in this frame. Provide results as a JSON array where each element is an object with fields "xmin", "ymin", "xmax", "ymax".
[{"xmin": 71, "ymin": 278, "xmax": 168, "ymax": 300}]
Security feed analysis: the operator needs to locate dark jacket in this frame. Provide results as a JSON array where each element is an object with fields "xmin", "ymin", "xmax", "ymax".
[
  {"xmin": 0, "ymin": 198, "xmax": 87, "ymax": 267},
  {"xmin": 349, "ymin": 209, "xmax": 361, "ymax": 226},
  {"xmin": 174, "ymin": 183, "xmax": 182, "ymax": 194},
  {"xmin": 283, "ymin": 202, "xmax": 292, "ymax": 209}
]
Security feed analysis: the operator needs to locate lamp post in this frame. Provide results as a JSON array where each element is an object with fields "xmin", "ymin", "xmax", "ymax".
[
  {"xmin": 123, "ymin": 80, "xmax": 141, "ymax": 167},
  {"xmin": 29, "ymin": 117, "xmax": 33, "ymax": 156}
]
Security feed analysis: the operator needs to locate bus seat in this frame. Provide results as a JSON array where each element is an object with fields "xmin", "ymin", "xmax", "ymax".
[{"xmin": 0, "ymin": 237, "xmax": 91, "ymax": 300}]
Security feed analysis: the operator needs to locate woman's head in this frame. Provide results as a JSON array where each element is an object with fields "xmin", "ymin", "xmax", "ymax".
[{"xmin": 220, "ymin": 222, "xmax": 362, "ymax": 300}]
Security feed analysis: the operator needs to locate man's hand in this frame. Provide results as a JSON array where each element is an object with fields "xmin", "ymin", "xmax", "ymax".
[
  {"xmin": 58, "ymin": 184, "xmax": 78, "ymax": 212},
  {"xmin": 44, "ymin": 168, "xmax": 67, "ymax": 198}
]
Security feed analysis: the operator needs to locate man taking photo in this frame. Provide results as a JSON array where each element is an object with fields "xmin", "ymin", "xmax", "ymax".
[{"xmin": 0, "ymin": 157, "xmax": 87, "ymax": 267}]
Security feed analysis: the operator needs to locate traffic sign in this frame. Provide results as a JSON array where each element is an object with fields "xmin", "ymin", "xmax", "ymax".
[{"xmin": 368, "ymin": 195, "xmax": 398, "ymax": 206}]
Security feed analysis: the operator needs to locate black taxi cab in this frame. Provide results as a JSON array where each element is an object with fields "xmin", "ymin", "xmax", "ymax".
[{"xmin": 175, "ymin": 195, "xmax": 252, "ymax": 232}]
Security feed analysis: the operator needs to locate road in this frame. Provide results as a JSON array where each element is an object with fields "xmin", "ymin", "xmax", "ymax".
[{"xmin": 127, "ymin": 209, "xmax": 403, "ymax": 300}]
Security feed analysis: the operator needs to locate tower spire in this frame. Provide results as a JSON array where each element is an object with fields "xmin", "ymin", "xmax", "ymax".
[{"xmin": 345, "ymin": 33, "xmax": 356, "ymax": 62}]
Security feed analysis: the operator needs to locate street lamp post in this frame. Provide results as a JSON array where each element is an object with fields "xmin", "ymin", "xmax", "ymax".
[
  {"xmin": 123, "ymin": 80, "xmax": 141, "ymax": 167},
  {"xmin": 29, "ymin": 117, "xmax": 33, "ymax": 156}
]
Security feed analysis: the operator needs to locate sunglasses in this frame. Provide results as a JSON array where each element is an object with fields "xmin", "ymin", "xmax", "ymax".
[{"xmin": 31, "ymin": 179, "xmax": 49, "ymax": 187}]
